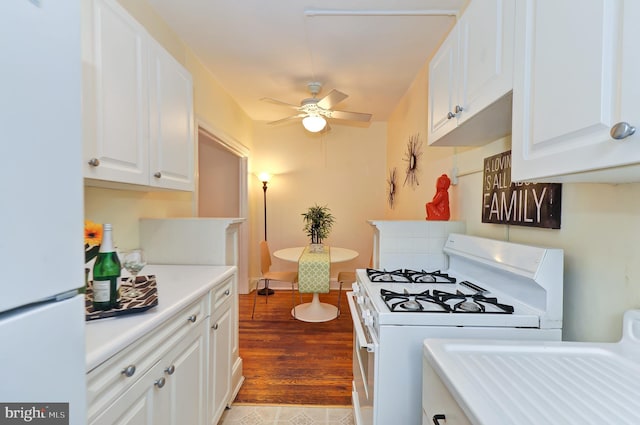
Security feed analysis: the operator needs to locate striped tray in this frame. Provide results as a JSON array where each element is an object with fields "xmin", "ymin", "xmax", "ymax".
[{"xmin": 85, "ymin": 275, "xmax": 158, "ymax": 321}]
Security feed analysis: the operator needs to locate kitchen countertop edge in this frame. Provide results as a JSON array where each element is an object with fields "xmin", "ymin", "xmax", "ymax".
[{"xmin": 85, "ymin": 264, "xmax": 236, "ymax": 372}]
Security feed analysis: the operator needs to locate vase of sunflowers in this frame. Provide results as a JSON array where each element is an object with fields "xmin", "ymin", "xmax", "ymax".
[{"xmin": 84, "ymin": 220, "xmax": 103, "ymax": 292}]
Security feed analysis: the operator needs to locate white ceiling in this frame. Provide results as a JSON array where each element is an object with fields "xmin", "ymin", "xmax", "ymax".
[{"xmin": 147, "ymin": 0, "xmax": 467, "ymax": 125}]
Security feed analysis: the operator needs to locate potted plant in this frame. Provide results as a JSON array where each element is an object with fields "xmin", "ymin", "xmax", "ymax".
[{"xmin": 302, "ymin": 204, "xmax": 335, "ymax": 251}]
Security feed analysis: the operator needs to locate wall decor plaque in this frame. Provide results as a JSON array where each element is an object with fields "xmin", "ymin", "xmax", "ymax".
[{"xmin": 482, "ymin": 151, "xmax": 561, "ymax": 229}]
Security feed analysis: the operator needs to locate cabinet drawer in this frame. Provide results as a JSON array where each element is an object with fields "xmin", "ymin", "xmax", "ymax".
[
  {"xmin": 87, "ymin": 295, "xmax": 207, "ymax": 421},
  {"xmin": 89, "ymin": 360, "xmax": 162, "ymax": 425},
  {"xmin": 210, "ymin": 277, "xmax": 233, "ymax": 315}
]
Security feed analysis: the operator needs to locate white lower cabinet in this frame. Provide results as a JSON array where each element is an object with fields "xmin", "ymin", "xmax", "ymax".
[
  {"xmin": 91, "ymin": 361, "xmax": 159, "ymax": 425},
  {"xmin": 154, "ymin": 321, "xmax": 207, "ymax": 425},
  {"xmin": 88, "ymin": 275, "xmax": 236, "ymax": 425},
  {"xmin": 208, "ymin": 277, "xmax": 234, "ymax": 425},
  {"xmin": 423, "ymin": 357, "xmax": 471, "ymax": 425},
  {"xmin": 90, "ymin": 322, "xmax": 205, "ymax": 425},
  {"xmin": 208, "ymin": 301, "xmax": 232, "ymax": 424}
]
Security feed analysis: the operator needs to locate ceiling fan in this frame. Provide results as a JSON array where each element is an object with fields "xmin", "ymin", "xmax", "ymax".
[{"xmin": 261, "ymin": 82, "xmax": 373, "ymax": 133}]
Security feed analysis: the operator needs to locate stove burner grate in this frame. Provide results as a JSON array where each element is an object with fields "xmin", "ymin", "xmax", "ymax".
[
  {"xmin": 380, "ymin": 288, "xmax": 514, "ymax": 314},
  {"xmin": 381, "ymin": 289, "xmax": 449, "ymax": 312},
  {"xmin": 434, "ymin": 290, "xmax": 515, "ymax": 314},
  {"xmin": 367, "ymin": 268, "xmax": 456, "ymax": 284}
]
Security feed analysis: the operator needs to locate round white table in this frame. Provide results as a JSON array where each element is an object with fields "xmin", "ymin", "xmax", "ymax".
[{"xmin": 273, "ymin": 246, "xmax": 358, "ymax": 322}]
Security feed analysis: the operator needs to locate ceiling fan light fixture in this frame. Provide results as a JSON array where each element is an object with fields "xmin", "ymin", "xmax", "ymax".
[{"xmin": 302, "ymin": 115, "xmax": 327, "ymax": 133}]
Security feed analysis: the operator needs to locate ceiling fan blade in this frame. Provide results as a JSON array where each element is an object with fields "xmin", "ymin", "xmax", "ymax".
[
  {"xmin": 330, "ymin": 110, "xmax": 372, "ymax": 122},
  {"xmin": 261, "ymin": 97, "xmax": 301, "ymax": 110},
  {"xmin": 267, "ymin": 114, "xmax": 306, "ymax": 125},
  {"xmin": 317, "ymin": 89, "xmax": 348, "ymax": 110}
]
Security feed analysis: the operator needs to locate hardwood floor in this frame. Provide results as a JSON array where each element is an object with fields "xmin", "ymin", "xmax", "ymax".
[{"xmin": 234, "ymin": 289, "xmax": 353, "ymax": 406}]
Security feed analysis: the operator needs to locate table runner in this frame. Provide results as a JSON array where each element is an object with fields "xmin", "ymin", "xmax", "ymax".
[{"xmin": 298, "ymin": 246, "xmax": 330, "ymax": 294}]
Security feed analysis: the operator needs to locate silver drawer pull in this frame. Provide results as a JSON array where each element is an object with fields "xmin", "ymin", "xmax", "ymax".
[
  {"xmin": 212, "ymin": 323, "xmax": 219, "ymax": 330},
  {"xmin": 224, "ymin": 289, "xmax": 230, "ymax": 296},
  {"xmin": 155, "ymin": 377, "xmax": 166, "ymax": 388},
  {"xmin": 610, "ymin": 122, "xmax": 636, "ymax": 140},
  {"xmin": 154, "ymin": 171, "xmax": 162, "ymax": 178},
  {"xmin": 447, "ymin": 111, "xmax": 455, "ymax": 119},
  {"xmin": 187, "ymin": 314, "xmax": 197, "ymax": 323},
  {"xmin": 121, "ymin": 365, "xmax": 136, "ymax": 378},
  {"xmin": 164, "ymin": 365, "xmax": 175, "ymax": 375},
  {"xmin": 88, "ymin": 158, "xmax": 100, "ymax": 167},
  {"xmin": 455, "ymin": 104, "xmax": 464, "ymax": 114}
]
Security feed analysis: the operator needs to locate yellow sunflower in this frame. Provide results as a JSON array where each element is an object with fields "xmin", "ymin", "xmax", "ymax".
[
  {"xmin": 85, "ymin": 220, "xmax": 103, "ymax": 264},
  {"xmin": 84, "ymin": 220, "xmax": 103, "ymax": 246}
]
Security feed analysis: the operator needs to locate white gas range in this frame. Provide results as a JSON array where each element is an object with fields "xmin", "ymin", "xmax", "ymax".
[{"xmin": 347, "ymin": 233, "xmax": 564, "ymax": 425}]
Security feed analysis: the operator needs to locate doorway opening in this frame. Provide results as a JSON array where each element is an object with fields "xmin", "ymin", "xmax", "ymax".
[{"xmin": 196, "ymin": 124, "xmax": 249, "ymax": 293}]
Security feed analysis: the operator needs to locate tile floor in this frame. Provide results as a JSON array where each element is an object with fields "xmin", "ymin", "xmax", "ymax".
[{"xmin": 218, "ymin": 404, "xmax": 354, "ymax": 425}]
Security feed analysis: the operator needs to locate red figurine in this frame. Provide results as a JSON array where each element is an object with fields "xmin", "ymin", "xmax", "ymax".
[{"xmin": 426, "ymin": 174, "xmax": 451, "ymax": 221}]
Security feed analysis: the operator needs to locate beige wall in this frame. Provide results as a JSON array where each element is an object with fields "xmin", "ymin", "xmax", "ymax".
[
  {"xmin": 386, "ymin": 60, "xmax": 458, "ymax": 220},
  {"xmin": 249, "ymin": 121, "xmax": 387, "ymax": 279},
  {"xmin": 387, "ymin": 59, "xmax": 640, "ymax": 344}
]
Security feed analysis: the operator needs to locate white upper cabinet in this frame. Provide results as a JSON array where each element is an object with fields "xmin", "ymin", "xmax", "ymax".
[
  {"xmin": 83, "ymin": 0, "xmax": 194, "ymax": 191},
  {"xmin": 428, "ymin": 0, "xmax": 515, "ymax": 146},
  {"xmin": 82, "ymin": 0, "xmax": 149, "ymax": 186},
  {"xmin": 511, "ymin": 0, "xmax": 640, "ymax": 182},
  {"xmin": 148, "ymin": 45, "xmax": 195, "ymax": 191},
  {"xmin": 428, "ymin": 27, "xmax": 458, "ymax": 142}
]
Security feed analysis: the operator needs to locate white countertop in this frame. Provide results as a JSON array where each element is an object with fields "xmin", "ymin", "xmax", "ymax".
[
  {"xmin": 85, "ymin": 264, "xmax": 235, "ymax": 372},
  {"xmin": 423, "ymin": 335, "xmax": 640, "ymax": 425}
]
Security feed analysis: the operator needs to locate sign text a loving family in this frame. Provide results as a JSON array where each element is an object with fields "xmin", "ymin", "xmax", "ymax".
[{"xmin": 482, "ymin": 151, "xmax": 561, "ymax": 229}]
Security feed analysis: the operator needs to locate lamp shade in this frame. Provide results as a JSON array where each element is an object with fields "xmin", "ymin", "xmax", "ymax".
[
  {"xmin": 258, "ymin": 172, "xmax": 271, "ymax": 183},
  {"xmin": 302, "ymin": 115, "xmax": 327, "ymax": 133}
]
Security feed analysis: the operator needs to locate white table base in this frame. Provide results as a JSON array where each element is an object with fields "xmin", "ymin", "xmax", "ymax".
[{"xmin": 291, "ymin": 293, "xmax": 338, "ymax": 322}]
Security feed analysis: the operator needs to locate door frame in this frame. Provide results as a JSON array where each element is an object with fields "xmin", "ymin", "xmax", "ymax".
[{"xmin": 195, "ymin": 117, "xmax": 250, "ymax": 294}]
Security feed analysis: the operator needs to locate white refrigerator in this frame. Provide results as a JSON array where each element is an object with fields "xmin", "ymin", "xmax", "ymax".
[{"xmin": 0, "ymin": 1, "xmax": 86, "ymax": 424}]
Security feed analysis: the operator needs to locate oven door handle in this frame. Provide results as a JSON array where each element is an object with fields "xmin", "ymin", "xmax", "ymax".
[{"xmin": 347, "ymin": 292, "xmax": 378, "ymax": 352}]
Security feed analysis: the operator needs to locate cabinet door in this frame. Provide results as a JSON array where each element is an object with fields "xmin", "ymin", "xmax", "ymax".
[
  {"xmin": 511, "ymin": 0, "xmax": 640, "ymax": 182},
  {"xmin": 155, "ymin": 320, "xmax": 207, "ymax": 425},
  {"xmin": 428, "ymin": 0, "xmax": 514, "ymax": 146},
  {"xmin": 423, "ymin": 358, "xmax": 471, "ymax": 425},
  {"xmin": 208, "ymin": 305, "xmax": 232, "ymax": 425},
  {"xmin": 428, "ymin": 26, "xmax": 459, "ymax": 144},
  {"xmin": 90, "ymin": 361, "xmax": 161, "ymax": 425},
  {"xmin": 82, "ymin": 0, "xmax": 149, "ymax": 185},
  {"xmin": 148, "ymin": 43, "xmax": 195, "ymax": 191},
  {"xmin": 458, "ymin": 0, "xmax": 514, "ymax": 123}
]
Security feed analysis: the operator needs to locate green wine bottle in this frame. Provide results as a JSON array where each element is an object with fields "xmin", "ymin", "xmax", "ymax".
[{"xmin": 92, "ymin": 224, "xmax": 122, "ymax": 310}]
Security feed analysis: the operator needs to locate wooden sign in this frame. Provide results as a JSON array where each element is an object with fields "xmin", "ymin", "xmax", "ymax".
[{"xmin": 482, "ymin": 151, "xmax": 561, "ymax": 229}]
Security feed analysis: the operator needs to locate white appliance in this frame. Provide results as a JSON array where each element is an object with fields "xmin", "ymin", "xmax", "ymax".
[
  {"xmin": 423, "ymin": 310, "xmax": 640, "ymax": 424},
  {"xmin": 0, "ymin": 1, "xmax": 86, "ymax": 424},
  {"xmin": 348, "ymin": 233, "xmax": 564, "ymax": 425}
]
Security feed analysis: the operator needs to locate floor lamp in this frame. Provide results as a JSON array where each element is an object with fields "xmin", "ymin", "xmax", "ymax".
[{"xmin": 258, "ymin": 173, "xmax": 274, "ymax": 295}]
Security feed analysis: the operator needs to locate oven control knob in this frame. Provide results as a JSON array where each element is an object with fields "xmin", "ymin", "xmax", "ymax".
[
  {"xmin": 356, "ymin": 295, "xmax": 365, "ymax": 304},
  {"xmin": 352, "ymin": 282, "xmax": 360, "ymax": 293},
  {"xmin": 363, "ymin": 310, "xmax": 374, "ymax": 327}
]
